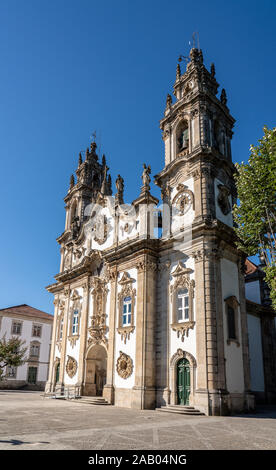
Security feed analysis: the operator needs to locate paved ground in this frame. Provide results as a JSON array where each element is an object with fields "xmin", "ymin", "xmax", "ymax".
[{"xmin": 0, "ymin": 391, "xmax": 276, "ymax": 450}]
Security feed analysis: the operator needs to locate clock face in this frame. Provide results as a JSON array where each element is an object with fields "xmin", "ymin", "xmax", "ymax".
[{"xmin": 174, "ymin": 192, "xmax": 193, "ymax": 215}]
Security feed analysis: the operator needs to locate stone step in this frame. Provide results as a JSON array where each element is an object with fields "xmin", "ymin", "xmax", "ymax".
[
  {"xmin": 156, "ymin": 405, "xmax": 204, "ymax": 416},
  {"xmin": 74, "ymin": 396, "xmax": 110, "ymax": 405}
]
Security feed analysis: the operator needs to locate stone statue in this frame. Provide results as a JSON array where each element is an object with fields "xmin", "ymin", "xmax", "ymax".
[
  {"xmin": 142, "ymin": 164, "xmax": 151, "ymax": 188},
  {"xmin": 115, "ymin": 174, "xmax": 124, "ymax": 205}
]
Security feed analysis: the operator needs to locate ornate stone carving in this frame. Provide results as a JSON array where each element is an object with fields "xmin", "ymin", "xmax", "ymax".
[
  {"xmin": 217, "ymin": 184, "xmax": 231, "ymax": 215},
  {"xmin": 93, "ymin": 214, "xmax": 108, "ymax": 245},
  {"xmin": 170, "ymin": 262, "xmax": 195, "ymax": 341},
  {"xmin": 88, "ymin": 277, "xmax": 108, "ymax": 346},
  {"xmin": 66, "ymin": 355, "xmax": 77, "ymax": 378},
  {"xmin": 172, "ymin": 185, "xmax": 194, "ymax": 215},
  {"xmin": 170, "ymin": 348, "xmax": 197, "ymax": 367},
  {"xmin": 116, "ymin": 351, "xmax": 133, "ymax": 379}
]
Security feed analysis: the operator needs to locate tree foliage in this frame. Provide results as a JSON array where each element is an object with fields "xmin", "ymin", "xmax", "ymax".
[
  {"xmin": 233, "ymin": 126, "xmax": 276, "ymax": 309},
  {"xmin": 0, "ymin": 337, "xmax": 27, "ymax": 380}
]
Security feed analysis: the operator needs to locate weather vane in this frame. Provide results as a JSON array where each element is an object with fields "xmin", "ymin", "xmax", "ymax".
[{"xmin": 90, "ymin": 130, "xmax": 97, "ymax": 142}]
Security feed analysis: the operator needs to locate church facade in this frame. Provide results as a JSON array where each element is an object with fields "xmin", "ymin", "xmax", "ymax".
[{"xmin": 45, "ymin": 48, "xmax": 256, "ymax": 415}]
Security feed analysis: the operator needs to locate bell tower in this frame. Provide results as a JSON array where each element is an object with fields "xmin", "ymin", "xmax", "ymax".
[{"xmin": 155, "ymin": 48, "xmax": 254, "ymax": 415}]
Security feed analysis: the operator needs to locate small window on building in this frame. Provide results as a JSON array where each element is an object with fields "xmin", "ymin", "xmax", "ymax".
[
  {"xmin": 72, "ymin": 310, "xmax": 79, "ymax": 335},
  {"xmin": 59, "ymin": 317, "xmax": 64, "ymax": 340},
  {"xmin": 30, "ymin": 344, "xmax": 40, "ymax": 358},
  {"xmin": 227, "ymin": 305, "xmax": 236, "ymax": 340},
  {"xmin": 32, "ymin": 324, "xmax": 42, "ymax": 338},
  {"xmin": 122, "ymin": 297, "xmax": 132, "ymax": 326},
  {"xmin": 224, "ymin": 296, "xmax": 240, "ymax": 346},
  {"xmin": 11, "ymin": 321, "xmax": 22, "ymax": 335},
  {"xmin": 177, "ymin": 288, "xmax": 189, "ymax": 322},
  {"xmin": 6, "ymin": 366, "xmax": 17, "ymax": 378}
]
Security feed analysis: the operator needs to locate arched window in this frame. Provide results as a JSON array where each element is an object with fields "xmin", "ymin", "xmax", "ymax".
[
  {"xmin": 177, "ymin": 288, "xmax": 189, "ymax": 322},
  {"xmin": 176, "ymin": 121, "xmax": 189, "ymax": 155},
  {"xmin": 72, "ymin": 309, "xmax": 79, "ymax": 335},
  {"xmin": 70, "ymin": 201, "xmax": 78, "ymax": 226},
  {"xmin": 122, "ymin": 297, "xmax": 132, "ymax": 326}
]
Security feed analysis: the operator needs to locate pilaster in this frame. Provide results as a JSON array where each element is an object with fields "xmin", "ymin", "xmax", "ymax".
[{"xmin": 103, "ymin": 267, "xmax": 118, "ymax": 404}]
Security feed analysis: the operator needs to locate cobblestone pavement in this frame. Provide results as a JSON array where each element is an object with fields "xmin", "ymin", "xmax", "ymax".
[{"xmin": 0, "ymin": 391, "xmax": 276, "ymax": 450}]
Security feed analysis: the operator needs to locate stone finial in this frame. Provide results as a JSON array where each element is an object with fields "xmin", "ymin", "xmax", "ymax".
[
  {"xmin": 210, "ymin": 63, "xmax": 215, "ymax": 78},
  {"xmin": 70, "ymin": 174, "xmax": 75, "ymax": 189},
  {"xmin": 176, "ymin": 63, "xmax": 181, "ymax": 80},
  {"xmin": 220, "ymin": 88, "xmax": 227, "ymax": 106},
  {"xmin": 100, "ymin": 164, "xmax": 109, "ymax": 195},
  {"xmin": 141, "ymin": 164, "xmax": 151, "ymax": 194},
  {"xmin": 198, "ymin": 49, "xmax": 203, "ymax": 64},
  {"xmin": 78, "ymin": 152, "xmax": 82, "ymax": 166},
  {"xmin": 90, "ymin": 141, "xmax": 97, "ymax": 153},
  {"xmin": 115, "ymin": 174, "xmax": 124, "ymax": 205},
  {"xmin": 85, "ymin": 147, "xmax": 89, "ymax": 160},
  {"xmin": 102, "ymin": 154, "xmax": 106, "ymax": 168},
  {"xmin": 166, "ymin": 94, "xmax": 172, "ymax": 109},
  {"xmin": 107, "ymin": 174, "xmax": 112, "ymax": 195}
]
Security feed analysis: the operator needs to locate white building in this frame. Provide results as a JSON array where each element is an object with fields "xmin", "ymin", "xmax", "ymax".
[{"xmin": 0, "ymin": 304, "xmax": 53, "ymax": 390}]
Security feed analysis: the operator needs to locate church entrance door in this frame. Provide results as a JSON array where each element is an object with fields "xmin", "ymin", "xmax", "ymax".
[
  {"xmin": 177, "ymin": 358, "xmax": 190, "ymax": 405},
  {"xmin": 84, "ymin": 345, "xmax": 107, "ymax": 396}
]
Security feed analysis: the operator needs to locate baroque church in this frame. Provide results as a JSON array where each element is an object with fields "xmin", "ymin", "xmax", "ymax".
[{"xmin": 45, "ymin": 47, "xmax": 271, "ymax": 415}]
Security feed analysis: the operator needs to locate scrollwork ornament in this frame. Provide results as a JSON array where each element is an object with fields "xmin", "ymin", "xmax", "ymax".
[
  {"xmin": 116, "ymin": 351, "xmax": 133, "ymax": 379},
  {"xmin": 66, "ymin": 356, "xmax": 77, "ymax": 378}
]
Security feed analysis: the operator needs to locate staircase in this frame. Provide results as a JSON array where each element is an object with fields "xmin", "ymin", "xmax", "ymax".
[
  {"xmin": 74, "ymin": 396, "xmax": 110, "ymax": 406},
  {"xmin": 156, "ymin": 405, "xmax": 204, "ymax": 415}
]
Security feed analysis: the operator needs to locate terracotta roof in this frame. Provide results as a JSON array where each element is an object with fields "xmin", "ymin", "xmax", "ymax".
[
  {"xmin": 0, "ymin": 304, "xmax": 53, "ymax": 321},
  {"xmin": 245, "ymin": 258, "xmax": 258, "ymax": 275}
]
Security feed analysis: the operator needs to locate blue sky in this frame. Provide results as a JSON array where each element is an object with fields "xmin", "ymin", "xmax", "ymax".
[{"xmin": 0, "ymin": 0, "xmax": 275, "ymax": 314}]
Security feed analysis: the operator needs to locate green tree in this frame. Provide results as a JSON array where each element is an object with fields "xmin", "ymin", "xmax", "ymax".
[
  {"xmin": 0, "ymin": 337, "xmax": 27, "ymax": 380},
  {"xmin": 233, "ymin": 126, "xmax": 276, "ymax": 309}
]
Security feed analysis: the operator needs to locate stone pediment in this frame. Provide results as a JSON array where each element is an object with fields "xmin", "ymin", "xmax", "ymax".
[{"xmin": 171, "ymin": 261, "xmax": 192, "ymax": 277}]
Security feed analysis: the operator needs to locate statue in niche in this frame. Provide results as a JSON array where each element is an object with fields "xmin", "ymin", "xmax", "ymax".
[{"xmin": 217, "ymin": 184, "xmax": 231, "ymax": 215}]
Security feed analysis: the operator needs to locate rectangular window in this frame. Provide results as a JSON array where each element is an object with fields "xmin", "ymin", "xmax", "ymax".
[
  {"xmin": 30, "ymin": 344, "xmax": 40, "ymax": 357},
  {"xmin": 12, "ymin": 322, "xmax": 22, "ymax": 335},
  {"xmin": 6, "ymin": 366, "xmax": 17, "ymax": 378},
  {"xmin": 227, "ymin": 305, "xmax": 236, "ymax": 340},
  {"xmin": 177, "ymin": 289, "xmax": 189, "ymax": 322},
  {"xmin": 32, "ymin": 324, "xmax": 42, "ymax": 337},
  {"xmin": 122, "ymin": 297, "xmax": 132, "ymax": 326},
  {"xmin": 72, "ymin": 310, "xmax": 79, "ymax": 335}
]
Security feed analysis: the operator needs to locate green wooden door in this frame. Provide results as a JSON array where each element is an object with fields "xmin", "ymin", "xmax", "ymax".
[
  {"xmin": 177, "ymin": 358, "xmax": 190, "ymax": 405},
  {"xmin": 55, "ymin": 363, "xmax": 60, "ymax": 384},
  {"xmin": 28, "ymin": 367, "xmax": 37, "ymax": 384}
]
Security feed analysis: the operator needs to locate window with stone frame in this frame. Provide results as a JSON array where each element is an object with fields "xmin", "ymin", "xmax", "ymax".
[
  {"xmin": 224, "ymin": 296, "xmax": 240, "ymax": 346},
  {"xmin": 170, "ymin": 261, "xmax": 195, "ymax": 341},
  {"xmin": 30, "ymin": 342, "xmax": 40, "ymax": 358},
  {"xmin": 11, "ymin": 321, "xmax": 22, "ymax": 335},
  {"xmin": 32, "ymin": 324, "xmax": 42, "ymax": 338},
  {"xmin": 68, "ymin": 290, "xmax": 82, "ymax": 347},
  {"xmin": 6, "ymin": 365, "xmax": 17, "ymax": 378},
  {"xmin": 117, "ymin": 272, "xmax": 136, "ymax": 343},
  {"xmin": 59, "ymin": 315, "xmax": 64, "ymax": 340}
]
